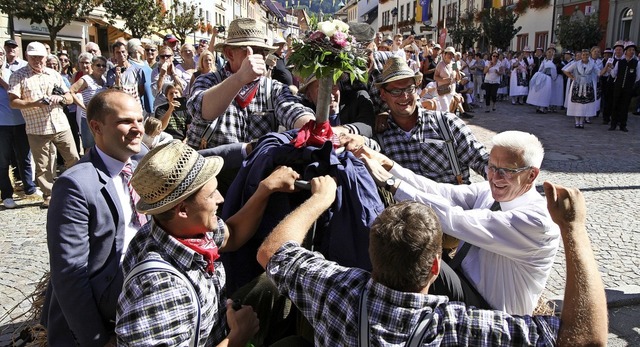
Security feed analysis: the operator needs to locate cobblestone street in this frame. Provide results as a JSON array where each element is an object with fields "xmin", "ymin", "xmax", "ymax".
[{"xmin": 1, "ymin": 100, "xmax": 639, "ymax": 345}]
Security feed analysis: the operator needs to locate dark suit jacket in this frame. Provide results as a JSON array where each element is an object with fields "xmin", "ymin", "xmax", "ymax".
[{"xmin": 42, "ymin": 146, "xmax": 147, "ymax": 346}]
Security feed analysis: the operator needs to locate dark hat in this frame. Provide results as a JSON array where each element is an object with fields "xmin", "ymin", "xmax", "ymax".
[
  {"xmin": 604, "ymin": 48, "xmax": 613, "ymax": 54},
  {"xmin": 563, "ymin": 50, "xmax": 573, "ymax": 56},
  {"xmin": 347, "ymin": 22, "xmax": 375, "ymax": 44},
  {"xmin": 163, "ymin": 34, "xmax": 178, "ymax": 43},
  {"xmin": 4, "ymin": 39, "xmax": 18, "ymax": 47},
  {"xmin": 199, "ymin": 38, "xmax": 209, "ymax": 44}
]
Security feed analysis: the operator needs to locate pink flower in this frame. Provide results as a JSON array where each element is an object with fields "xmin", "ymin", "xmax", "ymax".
[
  {"xmin": 309, "ymin": 31, "xmax": 326, "ymax": 42},
  {"xmin": 332, "ymin": 31, "xmax": 348, "ymax": 48}
]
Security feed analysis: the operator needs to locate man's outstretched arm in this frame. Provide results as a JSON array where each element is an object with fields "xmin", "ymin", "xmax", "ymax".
[
  {"xmin": 544, "ymin": 182, "xmax": 607, "ymax": 346},
  {"xmin": 257, "ymin": 176, "xmax": 336, "ymax": 269}
]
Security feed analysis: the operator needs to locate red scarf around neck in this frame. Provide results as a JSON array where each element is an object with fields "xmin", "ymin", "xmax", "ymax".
[{"xmin": 176, "ymin": 234, "xmax": 220, "ymax": 274}]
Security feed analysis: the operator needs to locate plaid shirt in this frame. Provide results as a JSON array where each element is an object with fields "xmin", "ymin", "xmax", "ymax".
[
  {"xmin": 267, "ymin": 242, "xmax": 560, "ymax": 346},
  {"xmin": 375, "ymin": 108, "xmax": 489, "ymax": 184},
  {"xmin": 186, "ymin": 65, "xmax": 313, "ymax": 149},
  {"xmin": 369, "ymin": 51, "xmax": 393, "ymax": 114},
  {"xmin": 116, "ymin": 218, "xmax": 228, "ymax": 346},
  {"xmin": 7, "ymin": 66, "xmax": 70, "ymax": 135}
]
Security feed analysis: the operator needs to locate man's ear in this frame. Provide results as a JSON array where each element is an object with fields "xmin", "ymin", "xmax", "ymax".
[
  {"xmin": 431, "ymin": 255, "xmax": 440, "ymax": 276},
  {"xmin": 529, "ymin": 167, "xmax": 540, "ymax": 184},
  {"xmin": 88, "ymin": 119, "xmax": 101, "ymax": 136},
  {"xmin": 176, "ymin": 201, "xmax": 188, "ymax": 219}
]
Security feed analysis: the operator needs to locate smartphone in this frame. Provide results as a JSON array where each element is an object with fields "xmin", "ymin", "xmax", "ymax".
[
  {"xmin": 173, "ymin": 97, "xmax": 187, "ymax": 111},
  {"xmin": 607, "ymin": 58, "xmax": 614, "ymax": 65}
]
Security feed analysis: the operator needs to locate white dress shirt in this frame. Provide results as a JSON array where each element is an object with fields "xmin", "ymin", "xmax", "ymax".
[{"xmin": 390, "ymin": 163, "xmax": 560, "ymax": 315}]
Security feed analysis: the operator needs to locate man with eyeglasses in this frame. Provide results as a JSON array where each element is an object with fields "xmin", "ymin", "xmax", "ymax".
[
  {"xmin": 85, "ymin": 42, "xmax": 114, "ymax": 74},
  {"xmin": 355, "ymin": 130, "xmax": 560, "ymax": 316},
  {"xmin": 151, "ymin": 45, "xmax": 186, "ymax": 111}
]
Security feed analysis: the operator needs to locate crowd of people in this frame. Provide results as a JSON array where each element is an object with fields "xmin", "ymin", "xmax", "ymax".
[{"xmin": 0, "ymin": 17, "xmax": 616, "ymax": 346}]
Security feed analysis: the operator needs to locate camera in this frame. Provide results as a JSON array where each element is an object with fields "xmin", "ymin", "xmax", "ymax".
[{"xmin": 217, "ymin": 26, "xmax": 225, "ymax": 33}]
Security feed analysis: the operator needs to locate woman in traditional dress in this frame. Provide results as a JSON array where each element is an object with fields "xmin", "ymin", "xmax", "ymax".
[
  {"xmin": 434, "ymin": 46, "xmax": 462, "ymax": 113},
  {"xmin": 509, "ymin": 52, "xmax": 529, "ymax": 105},
  {"xmin": 527, "ymin": 48, "xmax": 557, "ymax": 113},
  {"xmin": 549, "ymin": 48, "xmax": 565, "ymax": 112},
  {"xmin": 562, "ymin": 49, "xmax": 601, "ymax": 128}
]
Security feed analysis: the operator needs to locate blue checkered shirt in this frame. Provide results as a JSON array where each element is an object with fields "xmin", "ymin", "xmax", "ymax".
[
  {"xmin": 266, "ymin": 242, "xmax": 560, "ymax": 346},
  {"xmin": 116, "ymin": 218, "xmax": 228, "ymax": 346},
  {"xmin": 374, "ymin": 108, "xmax": 489, "ymax": 184},
  {"xmin": 186, "ymin": 66, "xmax": 314, "ymax": 149}
]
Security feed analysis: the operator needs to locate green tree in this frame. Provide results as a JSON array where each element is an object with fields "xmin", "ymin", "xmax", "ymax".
[
  {"xmin": 449, "ymin": 10, "xmax": 482, "ymax": 52},
  {"xmin": 556, "ymin": 13, "xmax": 603, "ymax": 51},
  {"xmin": 104, "ymin": 0, "xmax": 163, "ymax": 38},
  {"xmin": 160, "ymin": 0, "xmax": 203, "ymax": 43},
  {"xmin": 480, "ymin": 7, "xmax": 521, "ymax": 51},
  {"xmin": 0, "ymin": 0, "xmax": 95, "ymax": 51}
]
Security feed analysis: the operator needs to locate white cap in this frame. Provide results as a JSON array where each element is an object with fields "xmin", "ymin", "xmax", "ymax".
[
  {"xmin": 26, "ymin": 42, "xmax": 47, "ymax": 56},
  {"xmin": 273, "ymin": 36, "xmax": 286, "ymax": 45}
]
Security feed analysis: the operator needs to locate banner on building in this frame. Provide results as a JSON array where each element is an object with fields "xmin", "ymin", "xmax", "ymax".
[
  {"xmin": 493, "ymin": 0, "xmax": 501, "ymax": 8},
  {"xmin": 416, "ymin": 0, "xmax": 431, "ymax": 23}
]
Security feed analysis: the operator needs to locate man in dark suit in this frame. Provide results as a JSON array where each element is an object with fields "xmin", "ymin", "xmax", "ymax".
[{"xmin": 42, "ymin": 90, "xmax": 148, "ymax": 346}]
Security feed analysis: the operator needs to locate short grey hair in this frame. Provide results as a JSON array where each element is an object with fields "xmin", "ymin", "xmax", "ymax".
[
  {"xmin": 491, "ymin": 131, "xmax": 544, "ymax": 168},
  {"xmin": 127, "ymin": 38, "xmax": 142, "ymax": 55},
  {"xmin": 78, "ymin": 52, "xmax": 93, "ymax": 62}
]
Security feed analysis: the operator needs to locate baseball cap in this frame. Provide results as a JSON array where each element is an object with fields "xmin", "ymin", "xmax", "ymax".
[
  {"xmin": 4, "ymin": 39, "xmax": 18, "ymax": 47},
  {"xmin": 26, "ymin": 42, "xmax": 47, "ymax": 56},
  {"xmin": 163, "ymin": 34, "xmax": 178, "ymax": 43}
]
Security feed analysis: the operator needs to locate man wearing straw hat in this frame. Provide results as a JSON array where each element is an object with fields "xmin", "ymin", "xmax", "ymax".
[
  {"xmin": 186, "ymin": 17, "xmax": 315, "ymax": 152},
  {"xmin": 116, "ymin": 140, "xmax": 300, "ymax": 345},
  {"xmin": 342, "ymin": 56, "xmax": 488, "ymax": 185}
]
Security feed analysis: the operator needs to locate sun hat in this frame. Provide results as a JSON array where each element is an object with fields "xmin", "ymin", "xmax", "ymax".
[
  {"xmin": 298, "ymin": 75, "xmax": 318, "ymax": 94},
  {"xmin": 432, "ymin": 43, "xmax": 441, "ymax": 50},
  {"xmin": 214, "ymin": 18, "xmax": 277, "ymax": 52},
  {"xmin": 443, "ymin": 46, "xmax": 455, "ymax": 55},
  {"xmin": 132, "ymin": 140, "xmax": 224, "ymax": 215},
  {"xmin": 273, "ymin": 36, "xmax": 286, "ymax": 45},
  {"xmin": 374, "ymin": 56, "xmax": 423, "ymax": 87},
  {"xmin": 347, "ymin": 22, "xmax": 375, "ymax": 44},
  {"xmin": 26, "ymin": 42, "xmax": 47, "ymax": 56},
  {"xmin": 624, "ymin": 41, "xmax": 636, "ymax": 51}
]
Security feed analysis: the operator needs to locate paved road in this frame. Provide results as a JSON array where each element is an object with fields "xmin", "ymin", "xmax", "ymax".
[{"xmin": 1, "ymin": 100, "xmax": 639, "ymax": 345}]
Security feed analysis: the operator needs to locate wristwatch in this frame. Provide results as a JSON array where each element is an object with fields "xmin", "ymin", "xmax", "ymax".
[{"xmin": 384, "ymin": 176, "xmax": 397, "ymax": 191}]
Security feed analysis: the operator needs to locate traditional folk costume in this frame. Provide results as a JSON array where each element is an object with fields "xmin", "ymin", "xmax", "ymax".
[
  {"xmin": 527, "ymin": 59, "xmax": 556, "ymax": 111},
  {"xmin": 563, "ymin": 59, "xmax": 600, "ymax": 122},
  {"xmin": 509, "ymin": 58, "xmax": 529, "ymax": 104}
]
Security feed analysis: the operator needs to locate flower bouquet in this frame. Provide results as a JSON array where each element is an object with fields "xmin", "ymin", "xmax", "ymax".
[{"xmin": 288, "ymin": 19, "xmax": 369, "ymax": 147}]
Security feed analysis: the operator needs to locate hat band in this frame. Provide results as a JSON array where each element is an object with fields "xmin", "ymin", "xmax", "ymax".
[
  {"xmin": 142, "ymin": 155, "xmax": 206, "ymax": 210},
  {"xmin": 382, "ymin": 70, "xmax": 417, "ymax": 83},
  {"xmin": 225, "ymin": 36, "xmax": 268, "ymax": 46}
]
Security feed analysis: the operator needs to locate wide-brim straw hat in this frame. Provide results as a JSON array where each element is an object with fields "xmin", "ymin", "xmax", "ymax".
[
  {"xmin": 298, "ymin": 75, "xmax": 318, "ymax": 94},
  {"xmin": 374, "ymin": 56, "xmax": 422, "ymax": 87},
  {"xmin": 132, "ymin": 140, "xmax": 224, "ymax": 215},
  {"xmin": 214, "ymin": 18, "xmax": 277, "ymax": 52}
]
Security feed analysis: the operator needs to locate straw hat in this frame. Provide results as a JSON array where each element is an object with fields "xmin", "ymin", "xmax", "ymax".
[
  {"xmin": 298, "ymin": 75, "xmax": 318, "ymax": 93},
  {"xmin": 214, "ymin": 18, "xmax": 276, "ymax": 52},
  {"xmin": 374, "ymin": 56, "xmax": 422, "ymax": 87},
  {"xmin": 132, "ymin": 140, "xmax": 224, "ymax": 215}
]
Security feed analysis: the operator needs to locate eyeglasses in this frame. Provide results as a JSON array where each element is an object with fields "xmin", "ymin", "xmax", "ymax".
[
  {"xmin": 159, "ymin": 54, "xmax": 172, "ymax": 59},
  {"xmin": 59, "ymin": 58, "xmax": 69, "ymax": 62},
  {"xmin": 146, "ymin": 48, "xmax": 157, "ymax": 52},
  {"xmin": 485, "ymin": 165, "xmax": 531, "ymax": 178},
  {"xmin": 383, "ymin": 85, "xmax": 416, "ymax": 97},
  {"xmin": 94, "ymin": 64, "xmax": 106, "ymax": 68}
]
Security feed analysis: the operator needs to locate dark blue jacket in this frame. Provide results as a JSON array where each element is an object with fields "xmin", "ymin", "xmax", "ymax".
[{"xmin": 221, "ymin": 131, "xmax": 384, "ymax": 294}]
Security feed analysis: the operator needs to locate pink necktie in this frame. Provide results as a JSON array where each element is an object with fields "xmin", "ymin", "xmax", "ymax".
[{"xmin": 121, "ymin": 163, "xmax": 146, "ymax": 227}]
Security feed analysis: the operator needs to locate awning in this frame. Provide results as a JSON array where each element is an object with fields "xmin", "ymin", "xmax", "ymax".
[
  {"xmin": 362, "ymin": 7, "xmax": 378, "ymax": 25},
  {"xmin": 15, "ymin": 31, "xmax": 82, "ymax": 42}
]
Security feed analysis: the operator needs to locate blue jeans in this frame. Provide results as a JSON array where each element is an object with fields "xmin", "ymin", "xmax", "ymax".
[{"xmin": 0, "ymin": 124, "xmax": 36, "ymax": 200}]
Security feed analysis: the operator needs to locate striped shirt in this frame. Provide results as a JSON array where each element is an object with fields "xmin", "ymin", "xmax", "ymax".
[
  {"xmin": 186, "ymin": 65, "xmax": 313, "ymax": 149},
  {"xmin": 267, "ymin": 241, "xmax": 561, "ymax": 346},
  {"xmin": 8, "ymin": 66, "xmax": 70, "ymax": 135},
  {"xmin": 77, "ymin": 74, "xmax": 106, "ymax": 120},
  {"xmin": 116, "ymin": 218, "xmax": 228, "ymax": 346}
]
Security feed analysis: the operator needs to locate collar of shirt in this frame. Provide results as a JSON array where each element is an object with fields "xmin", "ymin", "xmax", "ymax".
[
  {"xmin": 499, "ymin": 185, "xmax": 540, "ymax": 211},
  {"xmin": 148, "ymin": 218, "xmax": 216, "ymax": 273},
  {"xmin": 95, "ymin": 145, "xmax": 132, "ymax": 178}
]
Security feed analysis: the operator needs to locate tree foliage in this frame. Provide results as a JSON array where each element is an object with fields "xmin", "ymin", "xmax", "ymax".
[
  {"xmin": 104, "ymin": 0, "xmax": 163, "ymax": 38},
  {"xmin": 0, "ymin": 0, "xmax": 94, "ymax": 51},
  {"xmin": 160, "ymin": 0, "xmax": 203, "ymax": 43},
  {"xmin": 480, "ymin": 8, "xmax": 521, "ymax": 51},
  {"xmin": 449, "ymin": 10, "xmax": 482, "ymax": 52},
  {"xmin": 556, "ymin": 13, "xmax": 603, "ymax": 51}
]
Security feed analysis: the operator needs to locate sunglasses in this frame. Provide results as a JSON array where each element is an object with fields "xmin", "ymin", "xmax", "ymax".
[
  {"xmin": 146, "ymin": 48, "xmax": 157, "ymax": 52},
  {"xmin": 94, "ymin": 64, "xmax": 106, "ymax": 68},
  {"xmin": 159, "ymin": 54, "xmax": 172, "ymax": 59},
  {"xmin": 384, "ymin": 85, "xmax": 416, "ymax": 97}
]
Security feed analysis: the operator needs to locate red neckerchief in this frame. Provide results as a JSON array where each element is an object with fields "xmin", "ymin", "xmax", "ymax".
[
  {"xmin": 176, "ymin": 234, "xmax": 220, "ymax": 274},
  {"xmin": 291, "ymin": 120, "xmax": 339, "ymax": 148},
  {"xmin": 224, "ymin": 65, "xmax": 260, "ymax": 109}
]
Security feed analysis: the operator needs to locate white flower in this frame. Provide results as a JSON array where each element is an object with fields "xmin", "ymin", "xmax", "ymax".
[
  {"xmin": 333, "ymin": 19, "xmax": 349, "ymax": 34},
  {"xmin": 318, "ymin": 21, "xmax": 336, "ymax": 37}
]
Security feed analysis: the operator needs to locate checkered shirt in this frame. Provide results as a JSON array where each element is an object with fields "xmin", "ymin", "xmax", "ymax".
[
  {"xmin": 7, "ymin": 66, "xmax": 70, "ymax": 135},
  {"xmin": 266, "ymin": 242, "xmax": 560, "ymax": 347},
  {"xmin": 116, "ymin": 218, "xmax": 228, "ymax": 346},
  {"xmin": 186, "ymin": 66, "xmax": 314, "ymax": 149},
  {"xmin": 369, "ymin": 51, "xmax": 394, "ymax": 114},
  {"xmin": 375, "ymin": 108, "xmax": 489, "ymax": 184}
]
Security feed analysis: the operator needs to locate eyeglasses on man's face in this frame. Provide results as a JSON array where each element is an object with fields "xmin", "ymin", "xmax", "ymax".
[
  {"xmin": 485, "ymin": 165, "xmax": 531, "ymax": 179},
  {"xmin": 384, "ymin": 85, "xmax": 416, "ymax": 97},
  {"xmin": 159, "ymin": 54, "xmax": 172, "ymax": 59}
]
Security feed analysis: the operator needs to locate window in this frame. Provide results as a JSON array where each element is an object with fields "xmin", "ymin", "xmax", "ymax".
[
  {"xmin": 400, "ymin": 5, "xmax": 404, "ymax": 22},
  {"xmin": 534, "ymin": 31, "xmax": 548, "ymax": 49},
  {"xmin": 620, "ymin": 8, "xmax": 633, "ymax": 40},
  {"xmin": 467, "ymin": 0, "xmax": 475, "ymax": 11},
  {"xmin": 413, "ymin": 2, "xmax": 416, "ymax": 19},
  {"xmin": 516, "ymin": 34, "xmax": 528, "ymax": 51}
]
